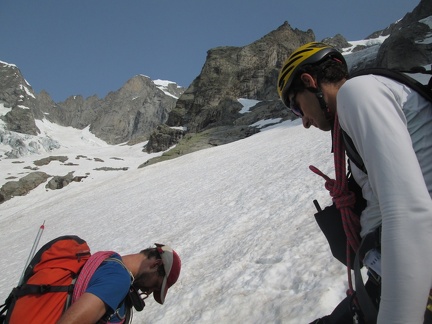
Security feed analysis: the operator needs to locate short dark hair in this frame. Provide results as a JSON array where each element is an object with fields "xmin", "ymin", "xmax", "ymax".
[
  {"xmin": 290, "ymin": 58, "xmax": 349, "ymax": 94},
  {"xmin": 141, "ymin": 247, "xmax": 166, "ymax": 277}
]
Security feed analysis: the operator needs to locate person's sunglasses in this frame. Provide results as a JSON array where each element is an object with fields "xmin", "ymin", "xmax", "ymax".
[{"xmin": 287, "ymin": 91, "xmax": 304, "ymax": 117}]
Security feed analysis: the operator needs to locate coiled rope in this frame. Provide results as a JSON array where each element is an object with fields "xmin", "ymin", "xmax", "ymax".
[{"xmin": 309, "ymin": 113, "xmax": 361, "ymax": 293}]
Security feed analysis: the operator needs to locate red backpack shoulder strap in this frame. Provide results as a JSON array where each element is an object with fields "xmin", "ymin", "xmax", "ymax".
[{"xmin": 72, "ymin": 251, "xmax": 116, "ymax": 303}]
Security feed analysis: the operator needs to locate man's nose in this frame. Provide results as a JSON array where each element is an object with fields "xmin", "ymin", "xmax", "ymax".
[{"xmin": 302, "ymin": 116, "xmax": 311, "ymax": 129}]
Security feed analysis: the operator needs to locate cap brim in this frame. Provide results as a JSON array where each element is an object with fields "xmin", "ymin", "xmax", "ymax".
[
  {"xmin": 153, "ymin": 244, "xmax": 174, "ymax": 305},
  {"xmin": 153, "ymin": 276, "xmax": 168, "ymax": 304}
]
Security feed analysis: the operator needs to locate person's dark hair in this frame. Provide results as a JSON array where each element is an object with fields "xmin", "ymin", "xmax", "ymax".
[
  {"xmin": 290, "ymin": 58, "xmax": 349, "ymax": 95},
  {"xmin": 141, "ymin": 247, "xmax": 166, "ymax": 277}
]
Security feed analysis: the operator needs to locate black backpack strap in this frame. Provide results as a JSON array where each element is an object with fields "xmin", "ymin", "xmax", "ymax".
[
  {"xmin": 344, "ymin": 68, "xmax": 432, "ymax": 175},
  {"xmin": 11, "ymin": 284, "xmax": 74, "ymax": 298},
  {"xmin": 350, "ymin": 68, "xmax": 432, "ymax": 103},
  {"xmin": 354, "ymin": 226, "xmax": 382, "ymax": 324},
  {"xmin": 342, "ymin": 128, "xmax": 367, "ymax": 174},
  {"xmin": 0, "ymin": 294, "xmax": 12, "ymax": 318}
]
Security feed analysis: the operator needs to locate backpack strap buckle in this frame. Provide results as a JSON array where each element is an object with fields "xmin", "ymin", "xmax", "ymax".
[{"xmin": 39, "ymin": 285, "xmax": 51, "ymax": 293}]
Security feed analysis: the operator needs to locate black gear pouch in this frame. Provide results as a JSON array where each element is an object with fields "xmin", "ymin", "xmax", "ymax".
[
  {"xmin": 313, "ymin": 173, "xmax": 366, "ymax": 268},
  {"xmin": 314, "ymin": 203, "xmax": 354, "ymax": 267},
  {"xmin": 125, "ymin": 286, "xmax": 146, "ymax": 312}
]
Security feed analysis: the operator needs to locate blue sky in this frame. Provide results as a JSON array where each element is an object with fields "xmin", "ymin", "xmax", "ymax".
[{"xmin": 1, "ymin": 0, "xmax": 417, "ymax": 102}]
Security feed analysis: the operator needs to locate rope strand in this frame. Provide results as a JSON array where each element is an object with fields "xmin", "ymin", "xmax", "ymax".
[{"xmin": 309, "ymin": 114, "xmax": 361, "ymax": 293}]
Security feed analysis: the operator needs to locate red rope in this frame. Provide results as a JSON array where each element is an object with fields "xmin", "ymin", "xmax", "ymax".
[
  {"xmin": 71, "ymin": 251, "xmax": 129, "ymax": 324},
  {"xmin": 309, "ymin": 114, "xmax": 361, "ymax": 292},
  {"xmin": 72, "ymin": 251, "xmax": 116, "ymax": 303}
]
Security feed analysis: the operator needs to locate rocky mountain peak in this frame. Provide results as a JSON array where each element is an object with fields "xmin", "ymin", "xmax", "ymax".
[
  {"xmin": 374, "ymin": 0, "xmax": 432, "ymax": 70},
  {"xmin": 0, "ymin": 60, "xmax": 185, "ymax": 158},
  {"xmin": 145, "ymin": 0, "xmax": 430, "ymax": 166},
  {"xmin": 47, "ymin": 77, "xmax": 183, "ymax": 142},
  {"xmin": 0, "ymin": 61, "xmax": 41, "ymax": 135},
  {"xmin": 118, "ymin": 74, "xmax": 154, "ymax": 96},
  {"xmin": 166, "ymin": 21, "xmax": 315, "ymax": 134}
]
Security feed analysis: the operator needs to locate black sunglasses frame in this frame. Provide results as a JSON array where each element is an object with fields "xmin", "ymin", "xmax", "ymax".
[{"xmin": 286, "ymin": 91, "xmax": 304, "ymax": 117}]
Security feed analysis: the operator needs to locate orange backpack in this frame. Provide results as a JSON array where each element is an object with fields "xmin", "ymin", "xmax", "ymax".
[{"xmin": 1, "ymin": 235, "xmax": 91, "ymax": 324}]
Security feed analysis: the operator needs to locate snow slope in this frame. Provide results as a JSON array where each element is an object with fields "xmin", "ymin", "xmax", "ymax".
[{"xmin": 0, "ymin": 119, "xmax": 349, "ymax": 323}]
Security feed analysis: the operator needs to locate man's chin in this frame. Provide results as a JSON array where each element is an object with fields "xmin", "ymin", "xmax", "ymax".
[
  {"xmin": 320, "ymin": 119, "xmax": 334, "ymax": 131},
  {"xmin": 318, "ymin": 125, "xmax": 332, "ymax": 131}
]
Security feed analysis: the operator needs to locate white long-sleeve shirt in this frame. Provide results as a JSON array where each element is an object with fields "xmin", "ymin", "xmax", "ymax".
[{"xmin": 337, "ymin": 74, "xmax": 432, "ymax": 324}]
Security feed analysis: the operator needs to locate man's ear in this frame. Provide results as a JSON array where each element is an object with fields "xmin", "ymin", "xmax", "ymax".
[
  {"xmin": 149, "ymin": 258, "xmax": 163, "ymax": 271},
  {"xmin": 300, "ymin": 73, "xmax": 316, "ymax": 88}
]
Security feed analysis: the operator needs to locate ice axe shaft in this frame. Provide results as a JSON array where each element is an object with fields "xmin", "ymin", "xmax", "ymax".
[{"xmin": 18, "ymin": 221, "xmax": 45, "ymax": 285}]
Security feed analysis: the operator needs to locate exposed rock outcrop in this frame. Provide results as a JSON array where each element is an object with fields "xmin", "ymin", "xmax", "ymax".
[
  {"xmin": 352, "ymin": 0, "xmax": 432, "ymax": 71},
  {"xmin": 34, "ymin": 156, "xmax": 68, "ymax": 166},
  {"xmin": 45, "ymin": 172, "xmax": 87, "ymax": 190},
  {"xmin": 145, "ymin": 124, "xmax": 186, "ymax": 153},
  {"xmin": 140, "ymin": 125, "xmax": 260, "ymax": 167},
  {"xmin": 0, "ymin": 171, "xmax": 50, "ymax": 203},
  {"xmin": 167, "ymin": 22, "xmax": 313, "ymax": 133},
  {"xmin": 0, "ymin": 62, "xmax": 40, "ymax": 135},
  {"xmin": 376, "ymin": 0, "xmax": 432, "ymax": 70}
]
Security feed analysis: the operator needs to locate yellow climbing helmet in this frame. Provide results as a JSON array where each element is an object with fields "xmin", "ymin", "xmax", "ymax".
[{"xmin": 277, "ymin": 42, "xmax": 346, "ymax": 108}]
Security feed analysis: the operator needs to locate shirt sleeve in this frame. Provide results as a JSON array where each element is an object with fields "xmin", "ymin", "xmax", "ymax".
[
  {"xmin": 337, "ymin": 75, "xmax": 432, "ymax": 323},
  {"xmin": 86, "ymin": 256, "xmax": 131, "ymax": 314}
]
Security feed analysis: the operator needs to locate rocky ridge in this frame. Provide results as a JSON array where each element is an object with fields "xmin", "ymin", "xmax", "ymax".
[
  {"xmin": 46, "ymin": 75, "xmax": 183, "ymax": 145},
  {"xmin": 144, "ymin": 0, "xmax": 431, "ymax": 165},
  {"xmin": 0, "ymin": 66, "xmax": 184, "ymax": 152},
  {"xmin": 0, "ymin": 0, "xmax": 431, "ymax": 200}
]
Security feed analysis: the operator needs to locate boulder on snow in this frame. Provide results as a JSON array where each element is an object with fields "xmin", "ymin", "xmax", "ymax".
[
  {"xmin": 45, "ymin": 172, "xmax": 87, "ymax": 190},
  {"xmin": 0, "ymin": 171, "xmax": 50, "ymax": 203},
  {"xmin": 33, "ymin": 156, "xmax": 68, "ymax": 166}
]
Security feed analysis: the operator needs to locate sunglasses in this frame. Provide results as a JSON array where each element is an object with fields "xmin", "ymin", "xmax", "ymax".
[{"xmin": 287, "ymin": 91, "xmax": 304, "ymax": 117}]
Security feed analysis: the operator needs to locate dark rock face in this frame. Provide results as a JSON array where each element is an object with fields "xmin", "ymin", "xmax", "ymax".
[
  {"xmin": 350, "ymin": 0, "xmax": 432, "ymax": 71},
  {"xmin": 149, "ymin": 22, "xmax": 313, "ymax": 159},
  {"xmin": 167, "ymin": 22, "xmax": 314, "ymax": 133},
  {"xmin": 43, "ymin": 76, "xmax": 184, "ymax": 145},
  {"xmin": 145, "ymin": 124, "xmax": 186, "ymax": 153},
  {"xmin": 149, "ymin": 22, "xmax": 315, "ymax": 158},
  {"xmin": 33, "ymin": 156, "xmax": 69, "ymax": 166},
  {"xmin": 149, "ymin": 0, "xmax": 431, "ymax": 161},
  {"xmin": 373, "ymin": 0, "xmax": 432, "ymax": 70},
  {"xmin": 322, "ymin": 34, "xmax": 352, "ymax": 51},
  {"xmin": 89, "ymin": 76, "xmax": 176, "ymax": 144},
  {"xmin": 45, "ymin": 172, "xmax": 87, "ymax": 190},
  {"xmin": 0, "ymin": 63, "xmax": 40, "ymax": 135},
  {"xmin": 0, "ymin": 168, "xmax": 89, "ymax": 203},
  {"xmin": 139, "ymin": 125, "xmax": 260, "ymax": 168},
  {"xmin": 0, "ymin": 171, "xmax": 50, "ymax": 203},
  {"xmin": 2, "ymin": 107, "xmax": 39, "ymax": 135},
  {"xmin": 0, "ymin": 63, "xmax": 184, "ymax": 147}
]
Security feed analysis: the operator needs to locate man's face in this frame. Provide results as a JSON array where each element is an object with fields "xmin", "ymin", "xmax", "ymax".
[
  {"xmin": 133, "ymin": 269, "xmax": 164, "ymax": 296},
  {"xmin": 289, "ymin": 89, "xmax": 333, "ymax": 132}
]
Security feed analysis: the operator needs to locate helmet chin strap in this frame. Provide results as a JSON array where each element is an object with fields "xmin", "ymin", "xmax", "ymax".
[
  {"xmin": 306, "ymin": 86, "xmax": 335, "ymax": 152},
  {"xmin": 306, "ymin": 86, "xmax": 333, "ymax": 122}
]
